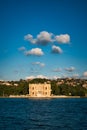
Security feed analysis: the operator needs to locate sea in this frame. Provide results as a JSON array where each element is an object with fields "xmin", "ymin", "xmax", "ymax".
[{"xmin": 0, "ymin": 98, "xmax": 87, "ymax": 130}]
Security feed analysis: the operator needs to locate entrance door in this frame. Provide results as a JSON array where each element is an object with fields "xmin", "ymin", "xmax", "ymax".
[{"xmin": 37, "ymin": 91, "xmax": 42, "ymax": 97}]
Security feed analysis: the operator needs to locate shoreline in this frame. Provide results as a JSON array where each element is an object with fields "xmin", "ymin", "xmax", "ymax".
[{"xmin": 0, "ymin": 95, "xmax": 87, "ymax": 98}]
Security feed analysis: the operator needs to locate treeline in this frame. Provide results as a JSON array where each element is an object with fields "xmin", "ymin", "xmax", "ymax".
[
  {"xmin": 51, "ymin": 81, "xmax": 87, "ymax": 96},
  {"xmin": 0, "ymin": 80, "xmax": 29, "ymax": 96},
  {"xmin": 29, "ymin": 78, "xmax": 48, "ymax": 83},
  {"xmin": 0, "ymin": 78, "xmax": 87, "ymax": 97}
]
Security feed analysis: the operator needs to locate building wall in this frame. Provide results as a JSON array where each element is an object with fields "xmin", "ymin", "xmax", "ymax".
[{"xmin": 29, "ymin": 83, "xmax": 51, "ymax": 97}]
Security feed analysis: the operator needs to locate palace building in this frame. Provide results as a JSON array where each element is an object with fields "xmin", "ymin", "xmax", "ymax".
[{"xmin": 29, "ymin": 83, "xmax": 51, "ymax": 97}]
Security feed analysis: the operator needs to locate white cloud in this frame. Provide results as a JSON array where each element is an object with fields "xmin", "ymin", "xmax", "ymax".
[
  {"xmin": 36, "ymin": 31, "xmax": 53, "ymax": 45},
  {"xmin": 32, "ymin": 62, "xmax": 45, "ymax": 67},
  {"xmin": 24, "ymin": 34, "xmax": 33, "ymax": 41},
  {"xmin": 23, "ymin": 31, "xmax": 70, "ymax": 56},
  {"xmin": 36, "ymin": 75, "xmax": 48, "ymax": 79},
  {"xmin": 25, "ymin": 75, "xmax": 47, "ymax": 79},
  {"xmin": 52, "ymin": 45, "xmax": 63, "ymax": 54},
  {"xmin": 52, "ymin": 76, "xmax": 61, "ymax": 79},
  {"xmin": 65, "ymin": 66, "xmax": 75, "ymax": 72},
  {"xmin": 18, "ymin": 46, "xmax": 26, "ymax": 51},
  {"xmin": 26, "ymin": 76, "xmax": 35, "ymax": 80},
  {"xmin": 25, "ymin": 48, "xmax": 44, "ymax": 56},
  {"xmin": 83, "ymin": 71, "xmax": 87, "ymax": 77},
  {"xmin": 24, "ymin": 34, "xmax": 36, "ymax": 44},
  {"xmin": 24, "ymin": 31, "xmax": 53, "ymax": 45},
  {"xmin": 24, "ymin": 31, "xmax": 70, "ymax": 45},
  {"xmin": 55, "ymin": 34, "xmax": 70, "ymax": 44}
]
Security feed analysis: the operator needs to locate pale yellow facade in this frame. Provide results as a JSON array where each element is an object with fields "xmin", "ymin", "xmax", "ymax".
[{"xmin": 29, "ymin": 83, "xmax": 51, "ymax": 97}]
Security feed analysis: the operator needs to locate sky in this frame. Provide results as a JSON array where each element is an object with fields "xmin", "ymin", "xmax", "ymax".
[{"xmin": 0, "ymin": 0, "xmax": 87, "ymax": 80}]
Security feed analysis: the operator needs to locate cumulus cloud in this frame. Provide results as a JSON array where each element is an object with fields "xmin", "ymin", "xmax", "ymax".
[
  {"xmin": 25, "ymin": 75, "xmax": 47, "ymax": 80},
  {"xmin": 25, "ymin": 48, "xmax": 44, "ymax": 56},
  {"xmin": 36, "ymin": 31, "xmax": 53, "ymax": 45},
  {"xmin": 26, "ymin": 76, "xmax": 35, "ymax": 80},
  {"xmin": 23, "ymin": 31, "xmax": 70, "ymax": 56},
  {"xmin": 55, "ymin": 34, "xmax": 70, "ymax": 44},
  {"xmin": 24, "ymin": 34, "xmax": 33, "ymax": 41},
  {"xmin": 24, "ymin": 31, "xmax": 53, "ymax": 45},
  {"xmin": 36, "ymin": 75, "xmax": 48, "ymax": 79},
  {"xmin": 24, "ymin": 31, "xmax": 70, "ymax": 45},
  {"xmin": 32, "ymin": 62, "xmax": 45, "ymax": 67},
  {"xmin": 52, "ymin": 76, "xmax": 61, "ymax": 79},
  {"xmin": 18, "ymin": 46, "xmax": 26, "ymax": 51},
  {"xmin": 24, "ymin": 34, "xmax": 36, "ymax": 44},
  {"xmin": 52, "ymin": 45, "xmax": 63, "ymax": 54},
  {"xmin": 83, "ymin": 71, "xmax": 87, "ymax": 77},
  {"xmin": 65, "ymin": 66, "xmax": 75, "ymax": 72}
]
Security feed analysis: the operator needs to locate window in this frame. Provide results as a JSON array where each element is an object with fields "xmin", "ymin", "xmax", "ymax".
[
  {"xmin": 32, "ymin": 92, "xmax": 34, "ymax": 95},
  {"xmin": 45, "ymin": 92, "xmax": 47, "ymax": 95},
  {"xmin": 32, "ymin": 87, "xmax": 34, "ymax": 90},
  {"xmin": 45, "ymin": 87, "xmax": 47, "ymax": 90}
]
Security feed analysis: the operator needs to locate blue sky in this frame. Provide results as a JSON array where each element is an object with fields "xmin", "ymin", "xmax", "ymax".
[{"xmin": 0, "ymin": 0, "xmax": 87, "ymax": 80}]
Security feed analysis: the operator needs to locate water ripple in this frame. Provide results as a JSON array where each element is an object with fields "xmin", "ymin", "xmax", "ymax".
[{"xmin": 0, "ymin": 98, "xmax": 87, "ymax": 130}]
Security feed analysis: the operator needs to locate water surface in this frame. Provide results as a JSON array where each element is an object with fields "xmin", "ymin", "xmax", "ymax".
[{"xmin": 0, "ymin": 98, "xmax": 87, "ymax": 130}]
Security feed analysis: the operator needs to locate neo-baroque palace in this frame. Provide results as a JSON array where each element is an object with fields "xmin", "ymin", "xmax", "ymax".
[{"xmin": 29, "ymin": 83, "xmax": 51, "ymax": 97}]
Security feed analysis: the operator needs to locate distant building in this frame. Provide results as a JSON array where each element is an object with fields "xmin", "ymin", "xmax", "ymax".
[
  {"xmin": 83, "ymin": 84, "xmax": 87, "ymax": 89},
  {"xmin": 14, "ymin": 83, "xmax": 18, "ymax": 86},
  {"xmin": 29, "ymin": 83, "xmax": 51, "ymax": 97}
]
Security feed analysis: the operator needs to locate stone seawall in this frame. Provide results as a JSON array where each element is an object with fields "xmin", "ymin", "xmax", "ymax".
[{"xmin": 8, "ymin": 95, "xmax": 81, "ymax": 98}]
